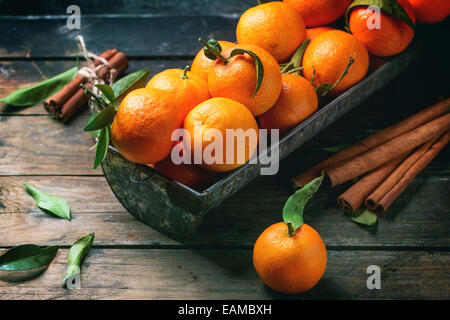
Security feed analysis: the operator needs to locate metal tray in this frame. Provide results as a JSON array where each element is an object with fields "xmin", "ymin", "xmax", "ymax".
[{"xmin": 102, "ymin": 34, "xmax": 424, "ymax": 240}]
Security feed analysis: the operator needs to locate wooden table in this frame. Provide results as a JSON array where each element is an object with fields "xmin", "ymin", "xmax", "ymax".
[{"xmin": 0, "ymin": 0, "xmax": 449, "ymax": 300}]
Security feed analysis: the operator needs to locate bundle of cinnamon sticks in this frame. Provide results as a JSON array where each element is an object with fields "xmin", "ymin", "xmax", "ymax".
[
  {"xmin": 44, "ymin": 49, "xmax": 128, "ymax": 123},
  {"xmin": 293, "ymin": 98, "xmax": 450, "ymax": 215}
]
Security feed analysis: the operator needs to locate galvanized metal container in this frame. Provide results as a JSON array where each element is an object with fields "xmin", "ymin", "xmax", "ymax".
[{"xmin": 102, "ymin": 37, "xmax": 423, "ymax": 240}]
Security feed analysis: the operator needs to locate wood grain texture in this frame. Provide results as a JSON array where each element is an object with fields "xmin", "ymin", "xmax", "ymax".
[
  {"xmin": 0, "ymin": 2, "xmax": 449, "ymax": 300},
  {"xmin": 0, "ymin": 248, "xmax": 448, "ymax": 300},
  {"xmin": 0, "ymin": 60, "xmax": 190, "ymax": 114},
  {"xmin": 0, "ymin": 114, "xmax": 100, "ymax": 175},
  {"xmin": 0, "ymin": 0, "xmax": 254, "ymax": 15},
  {"xmin": 0, "ymin": 16, "xmax": 237, "ymax": 58},
  {"xmin": 0, "ymin": 174, "xmax": 448, "ymax": 248}
]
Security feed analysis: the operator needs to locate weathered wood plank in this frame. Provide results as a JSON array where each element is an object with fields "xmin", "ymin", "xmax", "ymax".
[
  {"xmin": 0, "ymin": 173, "xmax": 448, "ymax": 248},
  {"xmin": 0, "ymin": 248, "xmax": 448, "ymax": 299},
  {"xmin": 0, "ymin": 60, "xmax": 191, "ymax": 114},
  {"xmin": 0, "ymin": 0, "xmax": 254, "ymax": 16},
  {"xmin": 0, "ymin": 114, "xmax": 100, "ymax": 175},
  {"xmin": 0, "ymin": 16, "xmax": 237, "ymax": 58}
]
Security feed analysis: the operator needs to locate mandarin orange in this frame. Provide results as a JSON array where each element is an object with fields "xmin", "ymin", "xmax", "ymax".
[
  {"xmin": 284, "ymin": 0, "xmax": 352, "ymax": 27},
  {"xmin": 306, "ymin": 26, "xmax": 335, "ymax": 41},
  {"xmin": 111, "ymin": 88, "xmax": 182, "ymax": 164},
  {"xmin": 349, "ymin": 0, "xmax": 416, "ymax": 57},
  {"xmin": 236, "ymin": 2, "xmax": 306, "ymax": 62},
  {"xmin": 191, "ymin": 40, "xmax": 236, "ymax": 83},
  {"xmin": 259, "ymin": 74, "xmax": 318, "ymax": 134},
  {"xmin": 407, "ymin": 0, "xmax": 450, "ymax": 24},
  {"xmin": 302, "ymin": 30, "xmax": 369, "ymax": 95},
  {"xmin": 253, "ymin": 222, "xmax": 327, "ymax": 294},
  {"xmin": 208, "ymin": 44, "xmax": 282, "ymax": 116},
  {"xmin": 151, "ymin": 143, "xmax": 217, "ymax": 191},
  {"xmin": 183, "ymin": 97, "xmax": 259, "ymax": 172},
  {"xmin": 146, "ymin": 67, "xmax": 210, "ymax": 120}
]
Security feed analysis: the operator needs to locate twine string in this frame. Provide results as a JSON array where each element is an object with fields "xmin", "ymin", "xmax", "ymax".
[{"xmin": 75, "ymin": 35, "xmax": 118, "ymax": 111}]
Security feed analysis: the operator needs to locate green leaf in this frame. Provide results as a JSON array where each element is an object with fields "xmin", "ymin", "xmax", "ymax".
[
  {"xmin": 350, "ymin": 208, "xmax": 378, "ymax": 226},
  {"xmin": 63, "ymin": 233, "xmax": 95, "ymax": 284},
  {"xmin": 24, "ymin": 182, "xmax": 71, "ymax": 220},
  {"xmin": 283, "ymin": 174, "xmax": 325, "ymax": 233},
  {"xmin": 346, "ymin": 0, "xmax": 415, "ymax": 31},
  {"xmin": 86, "ymin": 113, "xmax": 101, "ymax": 139},
  {"xmin": 281, "ymin": 40, "xmax": 310, "ymax": 74},
  {"xmin": 0, "ymin": 67, "xmax": 77, "ymax": 106},
  {"xmin": 95, "ymin": 84, "xmax": 115, "ymax": 104},
  {"xmin": 321, "ymin": 143, "xmax": 351, "ymax": 153},
  {"xmin": 93, "ymin": 126, "xmax": 110, "ymax": 169},
  {"xmin": 0, "ymin": 244, "xmax": 58, "ymax": 271},
  {"xmin": 229, "ymin": 48, "xmax": 264, "ymax": 97},
  {"xmin": 200, "ymin": 38, "xmax": 223, "ymax": 60},
  {"xmin": 111, "ymin": 68, "xmax": 150, "ymax": 107},
  {"xmin": 81, "ymin": 84, "xmax": 106, "ymax": 111},
  {"xmin": 83, "ymin": 105, "xmax": 116, "ymax": 132}
]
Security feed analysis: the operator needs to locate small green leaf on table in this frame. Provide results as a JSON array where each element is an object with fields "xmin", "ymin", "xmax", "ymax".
[
  {"xmin": 0, "ymin": 67, "xmax": 77, "ymax": 106},
  {"xmin": 283, "ymin": 174, "xmax": 325, "ymax": 235},
  {"xmin": 24, "ymin": 182, "xmax": 71, "ymax": 220},
  {"xmin": 0, "ymin": 244, "xmax": 58, "ymax": 281},
  {"xmin": 63, "ymin": 233, "xmax": 95, "ymax": 285},
  {"xmin": 350, "ymin": 208, "xmax": 378, "ymax": 226},
  {"xmin": 321, "ymin": 143, "xmax": 352, "ymax": 153}
]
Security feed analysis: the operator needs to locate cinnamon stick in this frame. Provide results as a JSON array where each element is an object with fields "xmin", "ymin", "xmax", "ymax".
[
  {"xmin": 44, "ymin": 49, "xmax": 118, "ymax": 114},
  {"xmin": 292, "ymin": 98, "xmax": 450, "ymax": 188},
  {"xmin": 55, "ymin": 50, "xmax": 128, "ymax": 123},
  {"xmin": 337, "ymin": 154, "xmax": 407, "ymax": 213},
  {"xmin": 97, "ymin": 51, "xmax": 128, "ymax": 79},
  {"xmin": 324, "ymin": 113, "xmax": 450, "ymax": 186},
  {"xmin": 56, "ymin": 83, "xmax": 92, "ymax": 123},
  {"xmin": 367, "ymin": 131, "xmax": 449, "ymax": 214},
  {"xmin": 365, "ymin": 136, "xmax": 441, "ymax": 211}
]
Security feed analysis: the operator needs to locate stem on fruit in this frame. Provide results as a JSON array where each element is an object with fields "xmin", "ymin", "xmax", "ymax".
[
  {"xmin": 181, "ymin": 65, "xmax": 189, "ymax": 80},
  {"xmin": 325, "ymin": 52, "xmax": 356, "ymax": 95},
  {"xmin": 199, "ymin": 38, "xmax": 229, "ymax": 63},
  {"xmin": 286, "ymin": 223, "xmax": 296, "ymax": 237}
]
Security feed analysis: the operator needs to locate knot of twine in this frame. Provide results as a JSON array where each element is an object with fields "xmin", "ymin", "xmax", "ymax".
[{"xmin": 76, "ymin": 35, "xmax": 117, "ymax": 111}]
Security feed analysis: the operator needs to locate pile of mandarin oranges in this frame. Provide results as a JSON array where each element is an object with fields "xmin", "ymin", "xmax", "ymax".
[{"xmin": 109, "ymin": 0, "xmax": 450, "ymax": 191}]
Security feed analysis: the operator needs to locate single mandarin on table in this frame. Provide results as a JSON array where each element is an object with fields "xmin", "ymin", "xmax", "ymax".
[
  {"xmin": 208, "ymin": 43, "xmax": 282, "ymax": 116},
  {"xmin": 283, "ymin": 0, "xmax": 352, "ymax": 27},
  {"xmin": 302, "ymin": 30, "xmax": 369, "ymax": 95},
  {"xmin": 146, "ymin": 67, "xmax": 210, "ymax": 121},
  {"xmin": 259, "ymin": 74, "xmax": 318, "ymax": 134},
  {"xmin": 236, "ymin": 1, "xmax": 306, "ymax": 62},
  {"xmin": 111, "ymin": 88, "xmax": 182, "ymax": 164},
  {"xmin": 349, "ymin": 0, "xmax": 416, "ymax": 57},
  {"xmin": 253, "ymin": 222, "xmax": 327, "ymax": 294},
  {"xmin": 191, "ymin": 40, "xmax": 236, "ymax": 83},
  {"xmin": 183, "ymin": 97, "xmax": 259, "ymax": 172}
]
